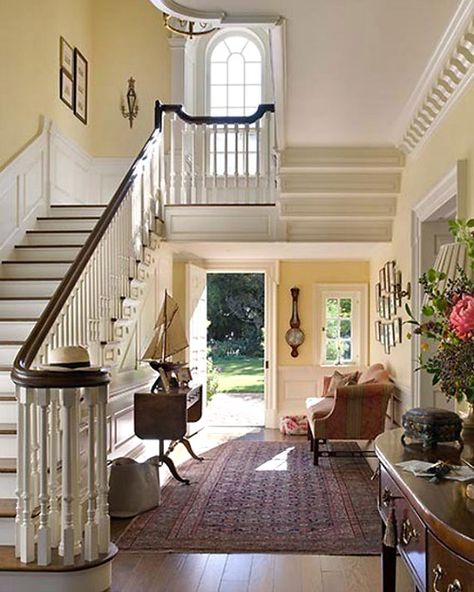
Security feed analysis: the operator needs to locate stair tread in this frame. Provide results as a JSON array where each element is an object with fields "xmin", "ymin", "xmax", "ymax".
[
  {"xmin": 36, "ymin": 216, "xmax": 100, "ymax": 220},
  {"xmin": 51, "ymin": 204, "xmax": 105, "ymax": 208},
  {"xmin": 0, "ymin": 424, "xmax": 16, "ymax": 435},
  {"xmin": 0, "ymin": 318, "xmax": 38, "ymax": 321},
  {"xmin": 0, "ymin": 297, "xmax": 49, "ymax": 301},
  {"xmin": 0, "ymin": 366, "xmax": 13, "ymax": 373},
  {"xmin": 15, "ymin": 245, "xmax": 80, "ymax": 249},
  {"xmin": 0, "ymin": 459, "xmax": 16, "ymax": 473},
  {"xmin": 0, "ymin": 395, "xmax": 16, "ymax": 401},
  {"xmin": 0, "ymin": 278, "xmax": 63, "ymax": 282},
  {"xmin": 26, "ymin": 230, "xmax": 90, "ymax": 234},
  {"xmin": 2, "ymin": 260, "xmax": 73, "ymax": 265},
  {"xmin": 0, "ymin": 341, "xmax": 23, "ymax": 345},
  {"xmin": 0, "ymin": 499, "xmax": 16, "ymax": 518}
]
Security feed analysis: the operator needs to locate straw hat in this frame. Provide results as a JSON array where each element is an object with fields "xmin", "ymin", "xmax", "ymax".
[{"xmin": 48, "ymin": 346, "xmax": 91, "ymax": 369}]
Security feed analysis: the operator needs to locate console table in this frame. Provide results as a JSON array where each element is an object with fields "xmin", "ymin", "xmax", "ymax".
[
  {"xmin": 134, "ymin": 385, "xmax": 203, "ymax": 485},
  {"xmin": 375, "ymin": 429, "xmax": 474, "ymax": 592}
]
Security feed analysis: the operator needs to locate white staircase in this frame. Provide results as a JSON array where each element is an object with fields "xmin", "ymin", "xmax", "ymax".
[{"xmin": 0, "ymin": 204, "xmax": 105, "ymax": 544}]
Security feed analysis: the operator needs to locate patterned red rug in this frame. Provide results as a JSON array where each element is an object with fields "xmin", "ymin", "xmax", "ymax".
[{"xmin": 116, "ymin": 440, "xmax": 380, "ymax": 554}]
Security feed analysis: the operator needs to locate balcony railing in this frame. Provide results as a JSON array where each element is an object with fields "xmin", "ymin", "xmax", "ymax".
[{"xmin": 155, "ymin": 101, "xmax": 276, "ymax": 206}]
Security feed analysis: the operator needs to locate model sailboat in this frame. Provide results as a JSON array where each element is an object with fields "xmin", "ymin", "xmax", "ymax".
[{"xmin": 142, "ymin": 290, "xmax": 189, "ymax": 392}]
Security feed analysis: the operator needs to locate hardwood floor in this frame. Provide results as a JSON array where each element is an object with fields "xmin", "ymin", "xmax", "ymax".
[{"xmin": 111, "ymin": 427, "xmax": 412, "ymax": 591}]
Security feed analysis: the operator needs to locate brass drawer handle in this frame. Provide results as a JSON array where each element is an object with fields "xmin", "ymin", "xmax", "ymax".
[
  {"xmin": 432, "ymin": 565, "xmax": 463, "ymax": 592},
  {"xmin": 400, "ymin": 517, "xmax": 419, "ymax": 546}
]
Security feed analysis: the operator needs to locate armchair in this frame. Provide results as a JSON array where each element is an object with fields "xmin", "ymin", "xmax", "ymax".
[{"xmin": 306, "ymin": 369, "xmax": 395, "ymax": 465}]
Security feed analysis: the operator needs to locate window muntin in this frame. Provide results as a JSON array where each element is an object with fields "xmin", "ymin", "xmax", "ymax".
[
  {"xmin": 209, "ymin": 35, "xmax": 262, "ymax": 116},
  {"xmin": 320, "ymin": 290, "xmax": 363, "ymax": 366}
]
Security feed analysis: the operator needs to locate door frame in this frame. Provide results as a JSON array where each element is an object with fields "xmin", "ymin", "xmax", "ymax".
[
  {"xmin": 411, "ymin": 160, "xmax": 466, "ymax": 407},
  {"xmin": 204, "ymin": 259, "xmax": 279, "ymax": 428}
]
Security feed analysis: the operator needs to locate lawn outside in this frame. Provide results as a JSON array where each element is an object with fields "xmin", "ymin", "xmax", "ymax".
[{"xmin": 212, "ymin": 356, "xmax": 264, "ymax": 393}]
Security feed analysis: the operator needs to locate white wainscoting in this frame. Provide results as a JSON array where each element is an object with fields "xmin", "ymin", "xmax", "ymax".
[
  {"xmin": 165, "ymin": 205, "xmax": 278, "ymax": 242},
  {"xmin": 0, "ymin": 127, "xmax": 48, "ymax": 260},
  {"xmin": 277, "ymin": 364, "xmax": 363, "ymax": 416},
  {"xmin": 49, "ymin": 124, "xmax": 131, "ymax": 205}
]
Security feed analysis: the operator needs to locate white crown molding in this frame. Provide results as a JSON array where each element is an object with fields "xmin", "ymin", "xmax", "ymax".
[
  {"xmin": 394, "ymin": 0, "xmax": 474, "ymax": 155},
  {"xmin": 149, "ymin": 0, "xmax": 281, "ymax": 27}
]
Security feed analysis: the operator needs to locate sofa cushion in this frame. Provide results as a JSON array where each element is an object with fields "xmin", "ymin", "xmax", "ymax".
[
  {"xmin": 306, "ymin": 396, "xmax": 335, "ymax": 421},
  {"xmin": 327, "ymin": 370, "xmax": 359, "ymax": 396},
  {"xmin": 357, "ymin": 363, "xmax": 385, "ymax": 384}
]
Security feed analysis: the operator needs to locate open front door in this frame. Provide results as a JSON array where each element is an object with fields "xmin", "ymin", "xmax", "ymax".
[{"xmin": 186, "ymin": 263, "xmax": 208, "ymax": 429}]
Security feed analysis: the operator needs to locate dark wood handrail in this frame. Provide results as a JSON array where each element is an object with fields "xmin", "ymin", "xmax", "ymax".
[
  {"xmin": 154, "ymin": 101, "xmax": 275, "ymax": 130},
  {"xmin": 11, "ymin": 128, "xmax": 161, "ymax": 389}
]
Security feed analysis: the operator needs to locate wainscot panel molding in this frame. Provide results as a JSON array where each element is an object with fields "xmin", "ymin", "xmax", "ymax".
[
  {"xmin": 165, "ymin": 205, "xmax": 278, "ymax": 241},
  {"xmin": 0, "ymin": 122, "xmax": 49, "ymax": 261},
  {"xmin": 50, "ymin": 124, "xmax": 131, "ymax": 205},
  {"xmin": 394, "ymin": 0, "xmax": 474, "ymax": 155}
]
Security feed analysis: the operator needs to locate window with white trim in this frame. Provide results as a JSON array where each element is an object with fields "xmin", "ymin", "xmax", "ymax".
[
  {"xmin": 209, "ymin": 35, "xmax": 262, "ymax": 116},
  {"xmin": 318, "ymin": 287, "xmax": 366, "ymax": 367}
]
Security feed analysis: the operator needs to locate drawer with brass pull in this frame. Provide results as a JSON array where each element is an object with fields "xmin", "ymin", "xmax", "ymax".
[
  {"xmin": 398, "ymin": 500, "xmax": 427, "ymax": 590},
  {"xmin": 428, "ymin": 532, "xmax": 474, "ymax": 592},
  {"xmin": 379, "ymin": 466, "xmax": 404, "ymax": 520}
]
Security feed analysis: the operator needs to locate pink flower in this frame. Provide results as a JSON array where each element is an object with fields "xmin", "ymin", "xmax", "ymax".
[{"xmin": 449, "ymin": 294, "xmax": 474, "ymax": 340}]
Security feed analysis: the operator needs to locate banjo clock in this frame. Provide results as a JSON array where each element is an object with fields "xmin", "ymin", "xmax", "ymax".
[{"xmin": 285, "ymin": 287, "xmax": 304, "ymax": 358}]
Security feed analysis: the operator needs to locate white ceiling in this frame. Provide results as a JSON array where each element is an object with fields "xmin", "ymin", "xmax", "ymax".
[
  {"xmin": 170, "ymin": 241, "xmax": 384, "ymax": 261},
  {"xmin": 183, "ymin": 0, "xmax": 461, "ymax": 146}
]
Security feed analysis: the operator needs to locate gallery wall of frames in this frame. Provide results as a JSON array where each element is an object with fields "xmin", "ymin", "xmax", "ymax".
[{"xmin": 375, "ymin": 260, "xmax": 410, "ymax": 354}]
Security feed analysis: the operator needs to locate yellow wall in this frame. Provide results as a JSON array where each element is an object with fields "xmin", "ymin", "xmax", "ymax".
[
  {"xmin": 0, "ymin": 0, "xmax": 170, "ymax": 169},
  {"xmin": 172, "ymin": 261, "xmax": 187, "ymax": 363},
  {"xmin": 0, "ymin": 0, "xmax": 95, "ymax": 167},
  {"xmin": 369, "ymin": 84, "xmax": 474, "ymax": 401},
  {"xmin": 91, "ymin": 0, "xmax": 170, "ymax": 157},
  {"xmin": 277, "ymin": 260, "xmax": 370, "ymax": 366}
]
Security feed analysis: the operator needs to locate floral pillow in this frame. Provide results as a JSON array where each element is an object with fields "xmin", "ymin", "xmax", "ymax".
[{"xmin": 327, "ymin": 370, "xmax": 360, "ymax": 396}]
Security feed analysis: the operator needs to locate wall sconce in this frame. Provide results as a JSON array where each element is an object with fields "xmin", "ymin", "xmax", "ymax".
[{"xmin": 121, "ymin": 77, "xmax": 139, "ymax": 128}]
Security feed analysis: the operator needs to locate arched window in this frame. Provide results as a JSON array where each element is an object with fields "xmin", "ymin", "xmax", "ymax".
[{"xmin": 209, "ymin": 35, "xmax": 263, "ymax": 116}]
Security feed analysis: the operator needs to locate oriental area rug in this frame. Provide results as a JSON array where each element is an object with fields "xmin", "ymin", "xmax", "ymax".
[{"xmin": 116, "ymin": 440, "xmax": 380, "ymax": 555}]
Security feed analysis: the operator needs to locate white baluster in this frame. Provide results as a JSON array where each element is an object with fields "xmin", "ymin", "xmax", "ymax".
[
  {"xmin": 212, "ymin": 124, "xmax": 218, "ymax": 202},
  {"xmin": 18, "ymin": 387, "xmax": 35, "ymax": 563},
  {"xmin": 83, "ymin": 387, "xmax": 99, "ymax": 562},
  {"xmin": 201, "ymin": 125, "xmax": 207, "ymax": 203},
  {"xmin": 96, "ymin": 384, "xmax": 110, "ymax": 554},
  {"xmin": 36, "ymin": 388, "xmax": 51, "ymax": 566},
  {"xmin": 223, "ymin": 124, "xmax": 228, "ymax": 191},
  {"xmin": 48, "ymin": 389, "xmax": 60, "ymax": 548},
  {"xmin": 266, "ymin": 111, "xmax": 273, "ymax": 202},
  {"xmin": 159, "ymin": 123, "xmax": 167, "ymax": 205},
  {"xmin": 15, "ymin": 386, "xmax": 24, "ymax": 558},
  {"xmin": 255, "ymin": 119, "xmax": 261, "ymax": 196},
  {"xmin": 244, "ymin": 123, "xmax": 250, "ymax": 193},
  {"xmin": 30, "ymin": 400, "xmax": 39, "ymax": 507},
  {"xmin": 169, "ymin": 113, "xmax": 177, "ymax": 204},
  {"xmin": 234, "ymin": 124, "xmax": 239, "ymax": 195},
  {"xmin": 59, "ymin": 388, "xmax": 79, "ymax": 565},
  {"xmin": 181, "ymin": 122, "xmax": 187, "ymax": 204},
  {"xmin": 191, "ymin": 124, "xmax": 197, "ymax": 204}
]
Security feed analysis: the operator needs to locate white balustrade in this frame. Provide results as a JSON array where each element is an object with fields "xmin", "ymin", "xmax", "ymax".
[
  {"xmin": 157, "ymin": 104, "xmax": 276, "ymax": 206},
  {"xmin": 14, "ymin": 129, "xmax": 163, "ymax": 567}
]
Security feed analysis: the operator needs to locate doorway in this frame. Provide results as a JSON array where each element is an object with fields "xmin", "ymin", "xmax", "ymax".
[{"xmin": 206, "ymin": 272, "xmax": 265, "ymax": 427}]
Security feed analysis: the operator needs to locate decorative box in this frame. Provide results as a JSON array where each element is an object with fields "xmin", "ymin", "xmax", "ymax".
[
  {"xmin": 401, "ymin": 407, "xmax": 463, "ymax": 449},
  {"xmin": 279, "ymin": 415, "xmax": 308, "ymax": 436}
]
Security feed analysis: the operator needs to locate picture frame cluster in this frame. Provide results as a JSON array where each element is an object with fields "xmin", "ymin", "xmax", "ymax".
[
  {"xmin": 375, "ymin": 260, "xmax": 406, "ymax": 354},
  {"xmin": 59, "ymin": 37, "xmax": 88, "ymax": 125}
]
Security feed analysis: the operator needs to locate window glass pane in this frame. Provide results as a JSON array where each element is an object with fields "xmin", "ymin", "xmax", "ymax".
[
  {"xmin": 340, "ymin": 298, "xmax": 352, "ymax": 317},
  {"xmin": 341, "ymin": 341, "xmax": 352, "ymax": 361},
  {"xmin": 228, "ymin": 86, "xmax": 244, "ymax": 108},
  {"xmin": 245, "ymin": 85, "xmax": 261, "ymax": 109},
  {"xmin": 225, "ymin": 36, "xmax": 247, "ymax": 53},
  {"xmin": 340, "ymin": 319, "xmax": 351, "ymax": 339},
  {"xmin": 326, "ymin": 319, "xmax": 338, "ymax": 339},
  {"xmin": 242, "ymin": 40, "xmax": 261, "ymax": 61},
  {"xmin": 245, "ymin": 62, "xmax": 261, "ymax": 85},
  {"xmin": 326, "ymin": 340, "xmax": 338, "ymax": 362},
  {"xmin": 211, "ymin": 63, "xmax": 227, "ymax": 85},
  {"xmin": 326, "ymin": 298, "xmax": 339, "ymax": 318},
  {"xmin": 228, "ymin": 107, "xmax": 244, "ymax": 117},
  {"xmin": 228, "ymin": 54, "xmax": 244, "ymax": 84},
  {"xmin": 211, "ymin": 42, "xmax": 230, "ymax": 62},
  {"xmin": 211, "ymin": 86, "xmax": 227, "ymax": 108},
  {"xmin": 210, "ymin": 107, "xmax": 227, "ymax": 116}
]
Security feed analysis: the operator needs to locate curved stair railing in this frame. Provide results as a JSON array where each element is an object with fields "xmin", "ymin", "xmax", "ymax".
[{"xmin": 10, "ymin": 100, "xmax": 275, "ymax": 568}]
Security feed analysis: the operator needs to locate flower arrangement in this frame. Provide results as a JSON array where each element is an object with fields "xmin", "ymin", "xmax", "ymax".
[{"xmin": 406, "ymin": 219, "xmax": 474, "ymax": 406}]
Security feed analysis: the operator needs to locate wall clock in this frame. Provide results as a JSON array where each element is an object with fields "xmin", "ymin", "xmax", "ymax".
[{"xmin": 285, "ymin": 287, "xmax": 304, "ymax": 357}]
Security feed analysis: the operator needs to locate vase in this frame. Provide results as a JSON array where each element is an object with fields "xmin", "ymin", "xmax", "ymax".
[{"xmin": 459, "ymin": 402, "xmax": 474, "ymax": 431}]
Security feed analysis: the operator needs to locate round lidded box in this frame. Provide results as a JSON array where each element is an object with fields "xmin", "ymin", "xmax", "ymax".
[{"xmin": 401, "ymin": 407, "xmax": 463, "ymax": 449}]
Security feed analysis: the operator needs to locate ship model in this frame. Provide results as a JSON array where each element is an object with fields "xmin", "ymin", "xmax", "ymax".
[{"xmin": 142, "ymin": 290, "xmax": 191, "ymax": 392}]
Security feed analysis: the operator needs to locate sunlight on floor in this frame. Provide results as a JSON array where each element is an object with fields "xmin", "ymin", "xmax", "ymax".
[{"xmin": 255, "ymin": 446, "xmax": 294, "ymax": 471}]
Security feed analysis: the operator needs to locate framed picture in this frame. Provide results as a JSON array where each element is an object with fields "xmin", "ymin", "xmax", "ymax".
[
  {"xmin": 383, "ymin": 325, "xmax": 391, "ymax": 354},
  {"xmin": 73, "ymin": 48, "xmax": 88, "ymax": 124},
  {"xmin": 177, "ymin": 366, "xmax": 192, "ymax": 385},
  {"xmin": 60, "ymin": 36, "xmax": 74, "ymax": 77},
  {"xmin": 375, "ymin": 321, "xmax": 382, "ymax": 342},
  {"xmin": 379, "ymin": 267, "xmax": 386, "ymax": 292},
  {"xmin": 396, "ymin": 317, "xmax": 402, "ymax": 343},
  {"xmin": 59, "ymin": 69, "xmax": 74, "ymax": 110}
]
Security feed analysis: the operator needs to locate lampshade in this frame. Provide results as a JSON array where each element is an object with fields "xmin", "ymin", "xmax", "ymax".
[{"xmin": 423, "ymin": 242, "xmax": 471, "ymax": 306}]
